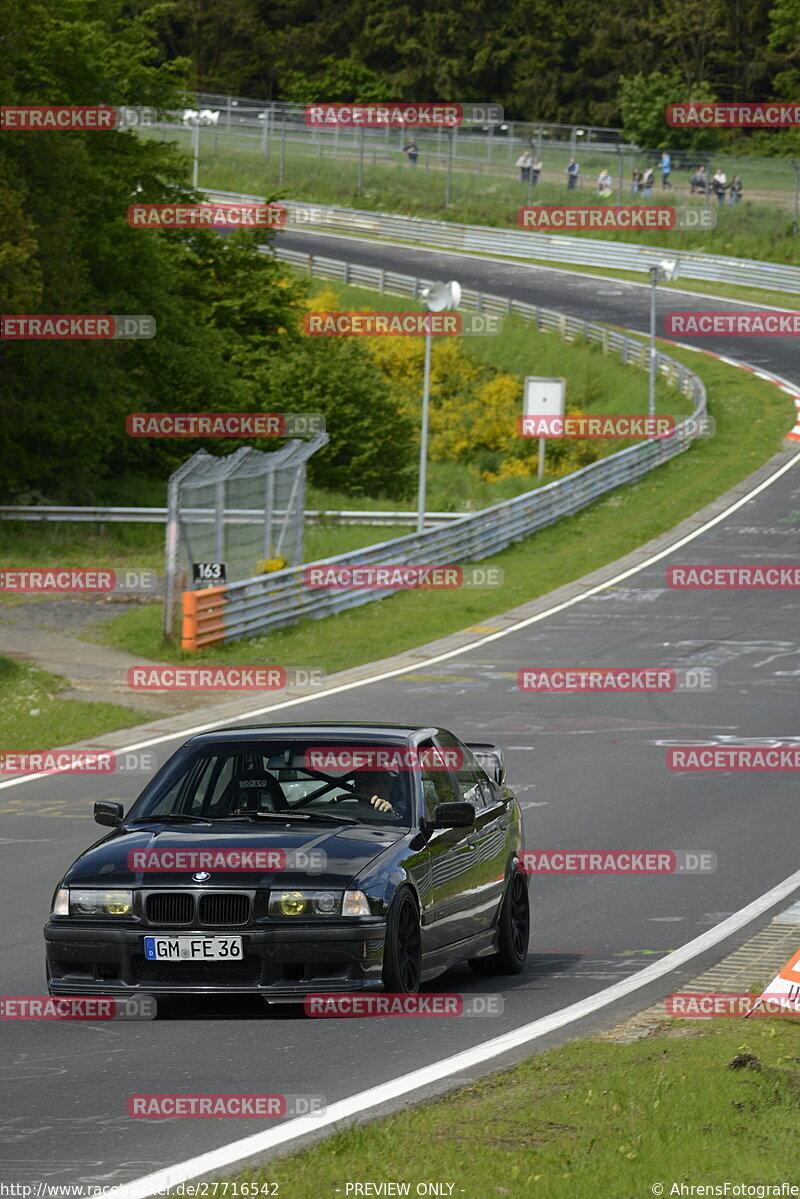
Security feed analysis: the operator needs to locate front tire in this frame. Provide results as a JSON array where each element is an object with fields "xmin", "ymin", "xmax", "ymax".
[
  {"xmin": 469, "ymin": 870, "xmax": 529, "ymax": 976},
  {"xmin": 382, "ymin": 889, "xmax": 422, "ymax": 993}
]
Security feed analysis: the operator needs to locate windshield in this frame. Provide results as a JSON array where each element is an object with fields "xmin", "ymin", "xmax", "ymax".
[{"xmin": 128, "ymin": 740, "xmax": 416, "ymax": 829}]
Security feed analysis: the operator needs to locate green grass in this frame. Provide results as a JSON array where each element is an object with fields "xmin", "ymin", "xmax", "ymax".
[
  {"xmin": 0, "ymin": 520, "xmax": 410, "ymax": 575},
  {"xmin": 217, "ymin": 1019, "xmax": 800, "ymax": 1198},
  {"xmin": 140, "ymin": 124, "xmax": 800, "ymax": 265},
  {"xmin": 0, "ymin": 284, "xmax": 684, "ymax": 574},
  {"xmin": 0, "ymin": 655, "xmax": 148, "ymax": 750},
  {"xmin": 94, "ymin": 344, "xmax": 794, "ymax": 670}
]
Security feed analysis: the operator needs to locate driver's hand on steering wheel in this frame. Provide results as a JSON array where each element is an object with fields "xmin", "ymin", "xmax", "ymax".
[{"xmin": 331, "ymin": 792, "xmax": 394, "ymax": 813}]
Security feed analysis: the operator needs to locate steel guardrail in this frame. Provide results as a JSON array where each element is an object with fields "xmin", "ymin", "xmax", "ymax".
[
  {"xmin": 206, "ymin": 187, "xmax": 800, "ymax": 296},
  {"xmin": 0, "ymin": 506, "xmax": 461, "ymax": 527},
  {"xmin": 181, "ymin": 247, "xmax": 707, "ymax": 646}
]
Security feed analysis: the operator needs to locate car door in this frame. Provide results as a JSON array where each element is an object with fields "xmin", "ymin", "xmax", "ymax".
[
  {"xmin": 418, "ymin": 741, "xmax": 479, "ymax": 951},
  {"xmin": 436, "ymin": 733, "xmax": 510, "ymax": 932}
]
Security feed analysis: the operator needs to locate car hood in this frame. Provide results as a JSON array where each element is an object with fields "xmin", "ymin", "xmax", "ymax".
[{"xmin": 63, "ymin": 823, "xmax": 406, "ymax": 889}]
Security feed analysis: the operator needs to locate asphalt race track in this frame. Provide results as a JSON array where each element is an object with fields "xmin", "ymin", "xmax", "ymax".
[{"xmin": 2, "ymin": 240, "xmax": 799, "ymax": 1190}]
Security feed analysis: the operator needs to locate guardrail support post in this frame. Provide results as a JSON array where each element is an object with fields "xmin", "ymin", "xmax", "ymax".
[{"xmin": 182, "ymin": 590, "xmax": 199, "ymax": 652}]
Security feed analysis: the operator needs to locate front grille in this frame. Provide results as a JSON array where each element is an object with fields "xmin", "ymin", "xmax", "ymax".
[
  {"xmin": 199, "ymin": 893, "xmax": 250, "ymax": 926},
  {"xmin": 132, "ymin": 954, "xmax": 262, "ymax": 985},
  {"xmin": 146, "ymin": 893, "xmax": 194, "ymax": 924}
]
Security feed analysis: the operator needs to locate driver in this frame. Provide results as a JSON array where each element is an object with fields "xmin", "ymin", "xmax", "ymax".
[{"xmin": 333, "ymin": 769, "xmax": 399, "ymax": 815}]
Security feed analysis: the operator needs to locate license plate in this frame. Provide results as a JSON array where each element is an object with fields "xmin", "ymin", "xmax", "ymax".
[{"xmin": 143, "ymin": 935, "xmax": 243, "ymax": 961}]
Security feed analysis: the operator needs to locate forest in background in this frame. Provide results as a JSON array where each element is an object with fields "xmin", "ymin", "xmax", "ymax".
[{"xmin": 142, "ymin": 0, "xmax": 800, "ymax": 148}]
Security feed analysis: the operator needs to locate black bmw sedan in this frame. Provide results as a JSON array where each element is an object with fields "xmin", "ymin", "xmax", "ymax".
[{"xmin": 44, "ymin": 723, "xmax": 529, "ymax": 1001}]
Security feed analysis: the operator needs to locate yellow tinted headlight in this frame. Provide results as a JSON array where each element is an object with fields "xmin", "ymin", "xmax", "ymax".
[
  {"xmin": 69, "ymin": 889, "xmax": 134, "ymax": 917},
  {"xmin": 279, "ymin": 891, "xmax": 306, "ymax": 916},
  {"xmin": 268, "ymin": 891, "xmax": 342, "ymax": 917}
]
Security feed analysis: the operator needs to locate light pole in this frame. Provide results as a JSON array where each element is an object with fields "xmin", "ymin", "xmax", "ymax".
[
  {"xmin": 416, "ymin": 280, "xmax": 461, "ymax": 533},
  {"xmin": 191, "ymin": 115, "xmax": 200, "ymax": 190},
  {"xmin": 648, "ymin": 259, "xmax": 679, "ymax": 419}
]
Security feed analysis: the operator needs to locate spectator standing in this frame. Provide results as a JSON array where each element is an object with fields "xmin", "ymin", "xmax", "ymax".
[
  {"xmin": 597, "ymin": 168, "xmax": 613, "ymax": 197},
  {"xmin": 711, "ymin": 168, "xmax": 727, "ymax": 204},
  {"xmin": 566, "ymin": 157, "xmax": 579, "ymax": 190},
  {"xmin": 642, "ymin": 165, "xmax": 654, "ymax": 198},
  {"xmin": 728, "ymin": 175, "xmax": 743, "ymax": 205},
  {"xmin": 632, "ymin": 166, "xmax": 642, "ymax": 195},
  {"xmin": 690, "ymin": 165, "xmax": 708, "ymax": 193},
  {"xmin": 516, "ymin": 150, "xmax": 533, "ymax": 183},
  {"xmin": 403, "ymin": 138, "xmax": 419, "ymax": 167},
  {"xmin": 531, "ymin": 155, "xmax": 542, "ymax": 186},
  {"xmin": 660, "ymin": 150, "xmax": 672, "ymax": 189}
]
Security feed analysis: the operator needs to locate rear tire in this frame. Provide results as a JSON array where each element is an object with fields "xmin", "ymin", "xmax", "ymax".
[
  {"xmin": 469, "ymin": 870, "xmax": 529, "ymax": 976},
  {"xmin": 381, "ymin": 889, "xmax": 422, "ymax": 993}
]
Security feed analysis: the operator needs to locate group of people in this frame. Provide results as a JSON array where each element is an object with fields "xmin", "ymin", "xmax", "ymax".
[
  {"xmin": 408, "ymin": 136, "xmax": 744, "ymax": 207},
  {"xmin": 515, "ymin": 150, "xmax": 543, "ymax": 184},
  {"xmin": 564, "ymin": 158, "xmax": 657, "ymax": 197},
  {"xmin": 530, "ymin": 151, "xmax": 743, "ymax": 207},
  {"xmin": 688, "ymin": 164, "xmax": 744, "ymax": 204}
]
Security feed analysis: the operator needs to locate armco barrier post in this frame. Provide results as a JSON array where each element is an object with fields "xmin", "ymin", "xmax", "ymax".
[
  {"xmin": 182, "ymin": 587, "xmax": 227, "ymax": 651},
  {"xmin": 182, "ymin": 589, "xmax": 199, "ymax": 651}
]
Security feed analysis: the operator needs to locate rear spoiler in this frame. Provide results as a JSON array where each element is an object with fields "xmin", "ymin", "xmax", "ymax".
[{"xmin": 465, "ymin": 742, "xmax": 506, "ymax": 785}]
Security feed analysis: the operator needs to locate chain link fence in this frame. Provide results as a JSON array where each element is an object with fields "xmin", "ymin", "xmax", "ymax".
[
  {"xmin": 164, "ymin": 436, "xmax": 328, "ymax": 637},
  {"xmin": 148, "ymin": 93, "xmax": 800, "ymax": 220}
]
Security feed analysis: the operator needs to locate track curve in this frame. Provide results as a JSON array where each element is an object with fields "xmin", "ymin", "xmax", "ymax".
[{"xmin": 2, "ymin": 236, "xmax": 799, "ymax": 1191}]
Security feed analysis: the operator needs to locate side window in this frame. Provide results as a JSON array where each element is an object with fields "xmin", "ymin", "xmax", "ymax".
[
  {"xmin": 419, "ymin": 740, "xmax": 460, "ymax": 822},
  {"xmin": 437, "ymin": 733, "xmax": 497, "ymax": 810}
]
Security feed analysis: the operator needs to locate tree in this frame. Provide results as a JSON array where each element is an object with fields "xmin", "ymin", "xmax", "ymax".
[
  {"xmin": 0, "ymin": 0, "xmax": 314, "ymax": 500},
  {"xmin": 618, "ymin": 71, "xmax": 721, "ymax": 150}
]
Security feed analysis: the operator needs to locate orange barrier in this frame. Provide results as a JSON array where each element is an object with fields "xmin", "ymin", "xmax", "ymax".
[{"xmin": 181, "ymin": 586, "xmax": 227, "ymax": 651}]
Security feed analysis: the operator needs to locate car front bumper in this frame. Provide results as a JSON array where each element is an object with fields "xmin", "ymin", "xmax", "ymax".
[{"xmin": 44, "ymin": 920, "xmax": 387, "ymax": 999}]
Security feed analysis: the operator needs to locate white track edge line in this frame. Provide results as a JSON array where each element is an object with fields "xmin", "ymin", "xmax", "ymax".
[
  {"xmin": 3, "ymin": 443, "xmax": 799, "ymax": 792},
  {"xmin": 12, "ymin": 277, "xmax": 800, "ymax": 1193},
  {"xmin": 113, "ymin": 864, "xmax": 800, "ymax": 1199},
  {"xmin": 273, "ymin": 225, "xmax": 800, "ymax": 311}
]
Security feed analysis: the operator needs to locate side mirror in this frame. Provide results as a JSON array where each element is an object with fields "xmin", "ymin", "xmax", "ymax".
[
  {"xmin": 94, "ymin": 800, "xmax": 123, "ymax": 828},
  {"xmin": 430, "ymin": 802, "xmax": 475, "ymax": 830}
]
